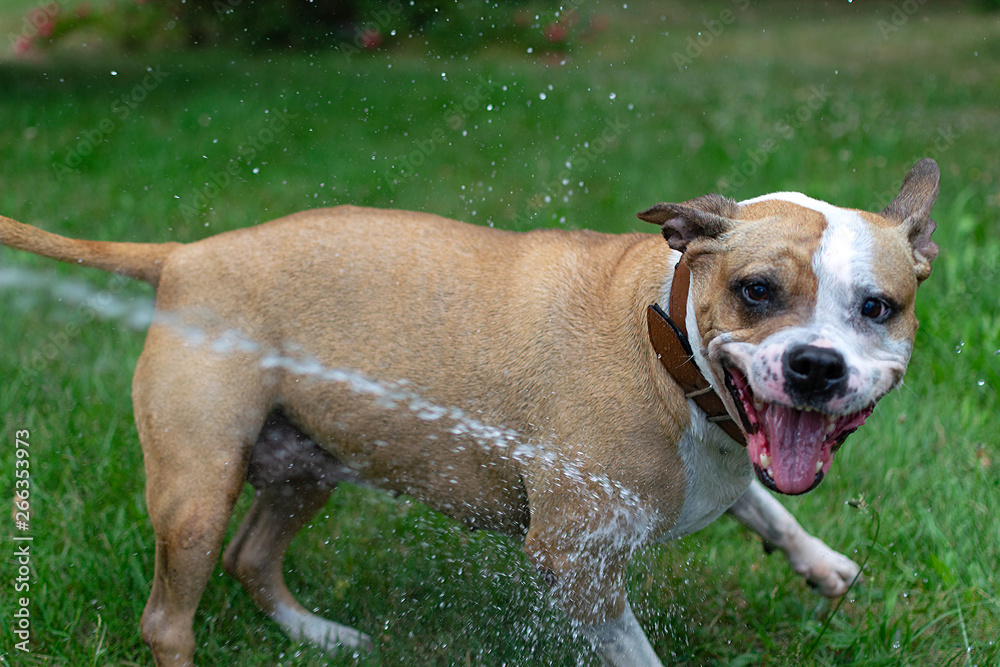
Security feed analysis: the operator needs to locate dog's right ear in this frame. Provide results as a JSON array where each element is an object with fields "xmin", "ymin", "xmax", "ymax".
[{"xmin": 637, "ymin": 194, "xmax": 740, "ymax": 252}]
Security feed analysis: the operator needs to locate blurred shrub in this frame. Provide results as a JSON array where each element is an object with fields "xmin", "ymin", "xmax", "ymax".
[{"xmin": 10, "ymin": 0, "xmax": 611, "ymax": 57}]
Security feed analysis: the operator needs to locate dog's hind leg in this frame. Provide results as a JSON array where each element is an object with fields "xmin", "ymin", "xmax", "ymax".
[
  {"xmin": 140, "ymin": 449, "xmax": 249, "ymax": 667},
  {"xmin": 134, "ymin": 338, "xmax": 272, "ymax": 667},
  {"xmin": 222, "ymin": 414, "xmax": 372, "ymax": 653},
  {"xmin": 727, "ymin": 481, "xmax": 862, "ymax": 597}
]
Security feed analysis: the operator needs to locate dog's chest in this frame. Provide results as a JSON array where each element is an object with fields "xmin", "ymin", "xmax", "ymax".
[{"xmin": 659, "ymin": 404, "xmax": 752, "ymax": 541}]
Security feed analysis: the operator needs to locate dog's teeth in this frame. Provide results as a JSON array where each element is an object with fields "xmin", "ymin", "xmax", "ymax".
[
  {"xmin": 816, "ymin": 460, "xmax": 824, "ymax": 473},
  {"xmin": 759, "ymin": 452, "xmax": 771, "ymax": 469},
  {"xmin": 824, "ymin": 415, "xmax": 837, "ymax": 436},
  {"xmin": 753, "ymin": 397, "xmax": 764, "ymax": 412}
]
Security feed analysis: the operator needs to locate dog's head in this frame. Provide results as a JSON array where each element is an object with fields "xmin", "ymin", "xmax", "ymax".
[{"xmin": 639, "ymin": 160, "xmax": 939, "ymax": 495}]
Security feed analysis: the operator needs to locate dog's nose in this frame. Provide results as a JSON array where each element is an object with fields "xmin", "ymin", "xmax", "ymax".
[{"xmin": 782, "ymin": 344, "xmax": 848, "ymax": 405}]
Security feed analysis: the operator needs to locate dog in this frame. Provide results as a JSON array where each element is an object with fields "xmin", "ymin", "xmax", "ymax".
[{"xmin": 0, "ymin": 159, "xmax": 938, "ymax": 666}]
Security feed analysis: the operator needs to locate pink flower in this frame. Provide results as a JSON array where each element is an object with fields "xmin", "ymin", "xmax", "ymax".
[
  {"xmin": 37, "ymin": 20, "xmax": 55, "ymax": 38},
  {"xmin": 29, "ymin": 5, "xmax": 59, "ymax": 38},
  {"xmin": 12, "ymin": 35, "xmax": 34, "ymax": 58},
  {"xmin": 360, "ymin": 29, "xmax": 382, "ymax": 50},
  {"xmin": 544, "ymin": 22, "xmax": 567, "ymax": 43}
]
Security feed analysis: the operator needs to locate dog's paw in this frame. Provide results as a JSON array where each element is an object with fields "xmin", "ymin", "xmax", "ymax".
[
  {"xmin": 273, "ymin": 604, "xmax": 373, "ymax": 654},
  {"xmin": 788, "ymin": 535, "xmax": 862, "ymax": 598}
]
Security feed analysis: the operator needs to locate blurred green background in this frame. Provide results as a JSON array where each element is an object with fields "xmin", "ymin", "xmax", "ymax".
[{"xmin": 0, "ymin": 1, "xmax": 998, "ymax": 665}]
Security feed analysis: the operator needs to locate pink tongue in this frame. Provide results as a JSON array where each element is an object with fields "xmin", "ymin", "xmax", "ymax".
[{"xmin": 762, "ymin": 405, "xmax": 827, "ymax": 495}]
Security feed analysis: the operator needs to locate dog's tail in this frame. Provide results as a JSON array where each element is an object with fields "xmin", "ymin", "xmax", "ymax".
[{"xmin": 0, "ymin": 215, "xmax": 180, "ymax": 287}]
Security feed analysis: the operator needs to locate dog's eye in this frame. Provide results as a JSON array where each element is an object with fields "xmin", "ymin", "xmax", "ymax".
[
  {"xmin": 861, "ymin": 297, "xmax": 892, "ymax": 322},
  {"xmin": 742, "ymin": 282, "xmax": 771, "ymax": 304}
]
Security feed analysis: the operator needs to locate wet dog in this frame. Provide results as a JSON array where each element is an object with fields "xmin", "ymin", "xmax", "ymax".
[{"xmin": 0, "ymin": 159, "xmax": 938, "ymax": 665}]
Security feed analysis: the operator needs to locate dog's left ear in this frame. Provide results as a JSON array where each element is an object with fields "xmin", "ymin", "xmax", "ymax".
[
  {"xmin": 881, "ymin": 158, "xmax": 940, "ymax": 282},
  {"xmin": 637, "ymin": 194, "xmax": 740, "ymax": 252}
]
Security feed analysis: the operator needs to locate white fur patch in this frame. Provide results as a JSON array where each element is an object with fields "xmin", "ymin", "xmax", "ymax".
[
  {"xmin": 658, "ymin": 404, "xmax": 751, "ymax": 542},
  {"xmin": 739, "ymin": 191, "xmax": 875, "ymax": 304},
  {"xmin": 579, "ymin": 600, "xmax": 663, "ymax": 666},
  {"xmin": 272, "ymin": 601, "xmax": 370, "ymax": 650},
  {"xmin": 742, "ymin": 192, "xmax": 912, "ymax": 410}
]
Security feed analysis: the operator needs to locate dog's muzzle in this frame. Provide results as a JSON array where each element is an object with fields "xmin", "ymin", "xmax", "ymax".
[{"xmin": 724, "ymin": 366, "xmax": 872, "ymax": 495}]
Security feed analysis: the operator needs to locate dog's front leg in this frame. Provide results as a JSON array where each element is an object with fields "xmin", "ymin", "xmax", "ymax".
[
  {"xmin": 579, "ymin": 600, "xmax": 662, "ymax": 667},
  {"xmin": 524, "ymin": 524, "xmax": 663, "ymax": 667},
  {"xmin": 727, "ymin": 481, "xmax": 861, "ymax": 597}
]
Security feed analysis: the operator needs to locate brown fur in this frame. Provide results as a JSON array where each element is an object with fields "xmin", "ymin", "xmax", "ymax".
[
  {"xmin": 690, "ymin": 201, "xmax": 827, "ymax": 347},
  {"xmin": 1, "ymin": 206, "xmax": 693, "ymax": 662}
]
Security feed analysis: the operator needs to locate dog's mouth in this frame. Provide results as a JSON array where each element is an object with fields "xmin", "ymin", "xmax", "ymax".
[{"xmin": 723, "ymin": 367, "xmax": 873, "ymax": 495}]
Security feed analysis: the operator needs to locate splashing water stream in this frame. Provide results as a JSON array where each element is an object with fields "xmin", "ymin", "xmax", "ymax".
[{"xmin": 2, "ymin": 266, "xmax": 682, "ymax": 659}]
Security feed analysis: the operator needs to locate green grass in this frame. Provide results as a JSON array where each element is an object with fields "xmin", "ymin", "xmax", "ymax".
[{"xmin": 1, "ymin": 1, "xmax": 999, "ymax": 665}]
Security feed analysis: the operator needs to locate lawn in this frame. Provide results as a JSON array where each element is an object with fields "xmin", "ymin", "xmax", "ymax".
[{"xmin": 0, "ymin": 1, "xmax": 998, "ymax": 665}]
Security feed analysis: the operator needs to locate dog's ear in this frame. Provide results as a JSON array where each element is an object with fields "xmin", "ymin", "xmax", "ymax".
[
  {"xmin": 637, "ymin": 194, "xmax": 739, "ymax": 252},
  {"xmin": 881, "ymin": 158, "xmax": 940, "ymax": 282}
]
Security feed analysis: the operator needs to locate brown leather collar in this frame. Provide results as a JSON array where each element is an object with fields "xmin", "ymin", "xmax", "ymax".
[{"xmin": 647, "ymin": 259, "xmax": 747, "ymax": 446}]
